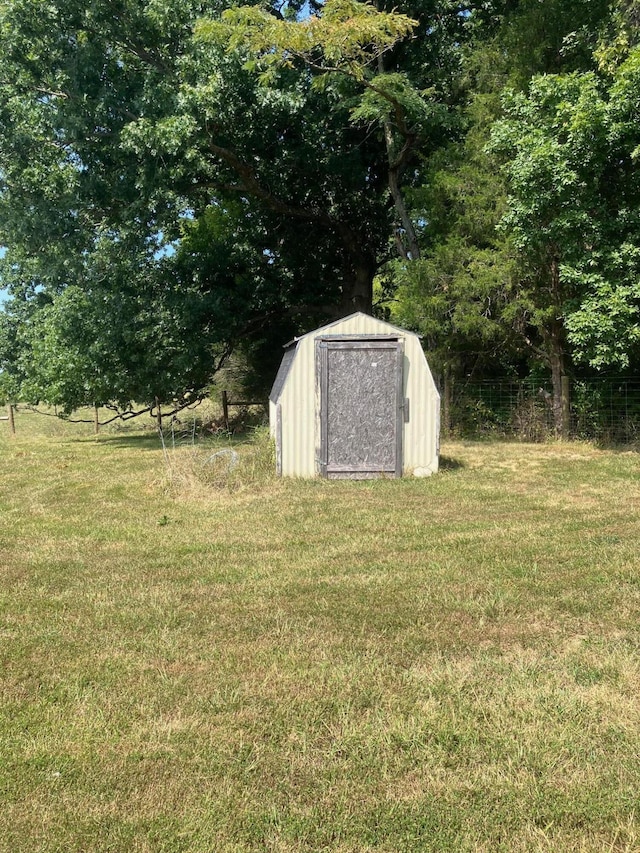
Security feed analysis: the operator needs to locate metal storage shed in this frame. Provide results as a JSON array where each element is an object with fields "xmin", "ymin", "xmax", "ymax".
[{"xmin": 269, "ymin": 312, "xmax": 440, "ymax": 478}]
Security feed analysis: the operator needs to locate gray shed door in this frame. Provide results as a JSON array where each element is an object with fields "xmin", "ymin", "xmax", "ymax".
[{"xmin": 319, "ymin": 338, "xmax": 403, "ymax": 478}]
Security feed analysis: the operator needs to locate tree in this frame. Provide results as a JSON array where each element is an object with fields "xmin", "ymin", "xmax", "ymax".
[
  {"xmin": 563, "ymin": 44, "xmax": 640, "ymax": 370},
  {"xmin": 389, "ymin": 0, "xmax": 623, "ymax": 436},
  {"xmin": 0, "ymin": 0, "xmax": 474, "ymax": 410},
  {"xmin": 490, "ymin": 55, "xmax": 640, "ymax": 430},
  {"xmin": 199, "ymin": 0, "xmax": 432, "ymax": 262},
  {"xmin": 489, "ymin": 74, "xmax": 607, "ymax": 430},
  {"xmin": 0, "ymin": 198, "xmax": 306, "ymax": 414},
  {"xmin": 389, "ymin": 130, "xmax": 522, "ymax": 383},
  {"xmin": 0, "ymin": 303, "xmax": 23, "ymax": 405},
  {"xmin": 0, "ymin": 0, "xmax": 426, "ymax": 308}
]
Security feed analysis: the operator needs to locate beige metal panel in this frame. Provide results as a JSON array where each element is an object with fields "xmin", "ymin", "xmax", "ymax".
[
  {"xmin": 268, "ymin": 400, "xmax": 277, "ymax": 437},
  {"xmin": 313, "ymin": 313, "xmax": 402, "ymax": 337},
  {"xmin": 279, "ymin": 339, "xmax": 316, "ymax": 476},
  {"xmin": 402, "ymin": 334, "xmax": 440, "ymax": 475}
]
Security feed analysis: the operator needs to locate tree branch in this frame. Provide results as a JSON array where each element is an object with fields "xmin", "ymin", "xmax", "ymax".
[{"xmin": 205, "ymin": 139, "xmax": 333, "ymax": 225}]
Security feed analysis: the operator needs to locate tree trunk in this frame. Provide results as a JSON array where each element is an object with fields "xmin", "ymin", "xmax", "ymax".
[
  {"xmin": 547, "ymin": 252, "xmax": 570, "ymax": 438},
  {"xmin": 340, "ymin": 253, "xmax": 376, "ymax": 315},
  {"xmin": 561, "ymin": 375, "xmax": 571, "ymax": 438},
  {"xmin": 377, "ymin": 55, "xmax": 421, "ymax": 261},
  {"xmin": 549, "ymin": 346, "xmax": 564, "ymax": 437},
  {"xmin": 546, "ymin": 318, "xmax": 569, "ymax": 438},
  {"xmin": 221, "ymin": 389, "xmax": 230, "ymax": 431},
  {"xmin": 387, "ymin": 150, "xmax": 421, "ymax": 261}
]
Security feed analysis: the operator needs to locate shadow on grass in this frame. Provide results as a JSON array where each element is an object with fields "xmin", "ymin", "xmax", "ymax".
[
  {"xmin": 78, "ymin": 433, "xmax": 163, "ymax": 451},
  {"xmin": 439, "ymin": 454, "xmax": 465, "ymax": 471},
  {"xmin": 592, "ymin": 438, "xmax": 640, "ymax": 454},
  {"xmin": 86, "ymin": 430, "xmax": 249, "ymax": 452}
]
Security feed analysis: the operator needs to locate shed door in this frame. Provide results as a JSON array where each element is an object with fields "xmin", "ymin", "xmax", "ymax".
[{"xmin": 319, "ymin": 339, "xmax": 403, "ymax": 479}]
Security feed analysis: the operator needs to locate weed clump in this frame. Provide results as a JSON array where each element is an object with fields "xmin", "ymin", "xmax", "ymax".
[{"xmin": 162, "ymin": 425, "xmax": 276, "ymax": 494}]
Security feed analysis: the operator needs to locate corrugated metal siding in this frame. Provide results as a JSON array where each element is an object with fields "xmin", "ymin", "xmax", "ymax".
[
  {"xmin": 274, "ymin": 312, "xmax": 440, "ymax": 477},
  {"xmin": 280, "ymin": 339, "xmax": 315, "ymax": 476},
  {"xmin": 402, "ymin": 335, "xmax": 440, "ymax": 475}
]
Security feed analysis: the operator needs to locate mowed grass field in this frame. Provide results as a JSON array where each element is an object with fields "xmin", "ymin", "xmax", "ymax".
[{"xmin": 0, "ymin": 410, "xmax": 638, "ymax": 853}]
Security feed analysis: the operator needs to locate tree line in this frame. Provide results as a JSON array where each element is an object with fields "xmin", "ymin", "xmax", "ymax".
[{"xmin": 0, "ymin": 0, "xmax": 638, "ymax": 434}]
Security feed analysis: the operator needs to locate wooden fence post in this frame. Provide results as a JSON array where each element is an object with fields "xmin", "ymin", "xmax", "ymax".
[
  {"xmin": 221, "ymin": 389, "xmax": 229, "ymax": 431},
  {"xmin": 94, "ymin": 405, "xmax": 100, "ymax": 435},
  {"xmin": 8, "ymin": 404, "xmax": 15, "ymax": 436}
]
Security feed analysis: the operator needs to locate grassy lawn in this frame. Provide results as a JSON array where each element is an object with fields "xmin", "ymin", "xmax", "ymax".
[{"xmin": 0, "ymin": 409, "xmax": 638, "ymax": 852}]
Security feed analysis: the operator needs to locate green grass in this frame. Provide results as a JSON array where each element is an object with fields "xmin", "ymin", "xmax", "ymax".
[{"xmin": 0, "ymin": 409, "xmax": 639, "ymax": 852}]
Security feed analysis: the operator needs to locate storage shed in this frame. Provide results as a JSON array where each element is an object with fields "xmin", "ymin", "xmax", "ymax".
[{"xmin": 269, "ymin": 312, "xmax": 440, "ymax": 478}]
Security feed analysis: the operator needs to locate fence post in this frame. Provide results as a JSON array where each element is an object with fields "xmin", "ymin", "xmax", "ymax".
[
  {"xmin": 94, "ymin": 405, "xmax": 100, "ymax": 435},
  {"xmin": 561, "ymin": 375, "xmax": 571, "ymax": 438},
  {"xmin": 8, "ymin": 404, "xmax": 15, "ymax": 436},
  {"xmin": 221, "ymin": 389, "xmax": 229, "ymax": 431}
]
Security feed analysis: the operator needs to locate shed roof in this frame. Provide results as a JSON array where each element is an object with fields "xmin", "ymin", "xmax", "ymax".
[
  {"xmin": 269, "ymin": 347, "xmax": 296, "ymax": 405},
  {"xmin": 270, "ymin": 312, "xmax": 423, "ymax": 405},
  {"xmin": 283, "ymin": 312, "xmax": 418, "ymax": 347}
]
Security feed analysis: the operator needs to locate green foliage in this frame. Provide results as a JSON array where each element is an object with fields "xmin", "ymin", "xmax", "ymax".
[
  {"xmin": 0, "ymin": 0, "xmax": 417, "ymax": 409},
  {"xmin": 389, "ymin": 68, "xmax": 523, "ymax": 378},
  {"xmin": 0, "ymin": 296, "xmax": 32, "ymax": 403},
  {"xmin": 563, "ymin": 261, "xmax": 640, "ymax": 369},
  {"xmin": 386, "ymin": 0, "xmax": 640, "ymax": 413},
  {"xmin": 349, "ymin": 71, "xmax": 443, "ymax": 138},
  {"xmin": 391, "ymin": 238, "xmax": 521, "ymax": 375},
  {"xmin": 491, "ymin": 51, "xmax": 640, "ymax": 370},
  {"xmin": 3, "ymin": 0, "xmax": 639, "ymax": 413},
  {"xmin": 197, "ymin": 0, "xmax": 462, "ymax": 263},
  {"xmin": 197, "ymin": 0, "xmax": 418, "ymax": 77},
  {"xmin": 491, "ymin": 74, "xmax": 609, "ymax": 259}
]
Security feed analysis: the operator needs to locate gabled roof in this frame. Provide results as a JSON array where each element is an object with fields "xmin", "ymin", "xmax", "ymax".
[
  {"xmin": 269, "ymin": 346, "xmax": 297, "ymax": 405},
  {"xmin": 283, "ymin": 312, "xmax": 419, "ymax": 348},
  {"xmin": 271, "ymin": 313, "xmax": 423, "ymax": 405}
]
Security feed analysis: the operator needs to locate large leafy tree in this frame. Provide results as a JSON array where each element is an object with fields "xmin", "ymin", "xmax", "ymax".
[
  {"xmin": 489, "ymin": 73, "xmax": 610, "ymax": 431},
  {"xmin": 491, "ymin": 47, "xmax": 640, "ymax": 431},
  {"xmin": 0, "ymin": 0, "xmax": 470, "ymax": 410},
  {"xmin": 201, "ymin": 0, "xmax": 462, "ymax": 263},
  {"xmin": 391, "ymin": 0, "xmax": 622, "ymax": 434},
  {"xmin": 389, "ymin": 89, "xmax": 521, "ymax": 383}
]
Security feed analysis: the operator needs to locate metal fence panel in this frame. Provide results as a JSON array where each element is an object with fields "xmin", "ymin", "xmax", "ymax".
[{"xmin": 444, "ymin": 378, "xmax": 640, "ymax": 442}]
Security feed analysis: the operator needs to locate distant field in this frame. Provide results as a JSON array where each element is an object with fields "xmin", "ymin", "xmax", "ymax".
[{"xmin": 0, "ymin": 409, "xmax": 638, "ymax": 852}]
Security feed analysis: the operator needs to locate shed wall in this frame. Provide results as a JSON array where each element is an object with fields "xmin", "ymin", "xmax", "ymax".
[
  {"xmin": 401, "ymin": 335, "xmax": 440, "ymax": 475},
  {"xmin": 279, "ymin": 341, "xmax": 316, "ymax": 477},
  {"xmin": 275, "ymin": 313, "xmax": 440, "ymax": 477}
]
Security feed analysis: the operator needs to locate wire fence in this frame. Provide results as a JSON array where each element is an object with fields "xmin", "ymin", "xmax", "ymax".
[
  {"xmin": 445, "ymin": 377, "xmax": 640, "ymax": 443},
  {"xmin": 4, "ymin": 378, "xmax": 640, "ymax": 444}
]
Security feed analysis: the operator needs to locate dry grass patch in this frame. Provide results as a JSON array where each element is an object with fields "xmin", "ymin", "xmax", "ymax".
[{"xmin": 160, "ymin": 425, "xmax": 278, "ymax": 497}]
